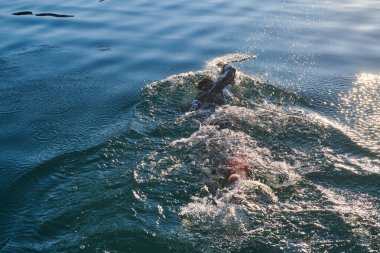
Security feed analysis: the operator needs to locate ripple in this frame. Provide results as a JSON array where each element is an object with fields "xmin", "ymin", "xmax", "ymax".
[
  {"xmin": 29, "ymin": 119, "xmax": 60, "ymax": 143},
  {"xmin": 0, "ymin": 91, "xmax": 24, "ymax": 114}
]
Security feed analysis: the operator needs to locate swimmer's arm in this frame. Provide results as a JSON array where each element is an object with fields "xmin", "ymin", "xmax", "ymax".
[{"xmin": 209, "ymin": 64, "xmax": 236, "ymax": 93}]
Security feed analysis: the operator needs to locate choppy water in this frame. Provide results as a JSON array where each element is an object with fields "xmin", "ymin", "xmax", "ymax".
[{"xmin": 1, "ymin": 0, "xmax": 380, "ymax": 252}]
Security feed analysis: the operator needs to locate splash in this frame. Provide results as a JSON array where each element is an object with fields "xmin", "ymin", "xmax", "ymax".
[{"xmin": 205, "ymin": 53, "xmax": 256, "ymax": 72}]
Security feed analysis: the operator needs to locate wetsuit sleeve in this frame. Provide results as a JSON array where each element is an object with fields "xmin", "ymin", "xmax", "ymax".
[{"xmin": 209, "ymin": 64, "xmax": 236, "ymax": 93}]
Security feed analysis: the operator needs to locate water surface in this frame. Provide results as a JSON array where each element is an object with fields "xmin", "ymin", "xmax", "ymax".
[{"xmin": 1, "ymin": 0, "xmax": 380, "ymax": 252}]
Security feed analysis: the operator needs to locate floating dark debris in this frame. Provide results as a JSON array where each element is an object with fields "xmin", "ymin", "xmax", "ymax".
[
  {"xmin": 12, "ymin": 11, "xmax": 74, "ymax": 18},
  {"xmin": 35, "ymin": 13, "xmax": 74, "ymax": 18},
  {"xmin": 12, "ymin": 11, "xmax": 33, "ymax": 15}
]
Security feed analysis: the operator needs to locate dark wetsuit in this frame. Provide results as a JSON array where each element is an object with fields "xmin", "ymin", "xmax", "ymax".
[{"xmin": 189, "ymin": 64, "xmax": 236, "ymax": 111}]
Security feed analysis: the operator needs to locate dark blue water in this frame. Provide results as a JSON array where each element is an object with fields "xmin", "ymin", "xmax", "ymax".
[{"xmin": 1, "ymin": 0, "xmax": 380, "ymax": 252}]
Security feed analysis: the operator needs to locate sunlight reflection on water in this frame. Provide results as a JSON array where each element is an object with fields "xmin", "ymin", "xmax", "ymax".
[{"xmin": 340, "ymin": 73, "xmax": 380, "ymax": 152}]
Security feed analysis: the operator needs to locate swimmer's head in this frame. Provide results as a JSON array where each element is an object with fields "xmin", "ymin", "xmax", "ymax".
[{"xmin": 197, "ymin": 78, "xmax": 214, "ymax": 91}]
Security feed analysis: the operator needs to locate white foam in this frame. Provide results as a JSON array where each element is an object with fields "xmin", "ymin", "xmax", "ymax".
[{"xmin": 179, "ymin": 179, "xmax": 278, "ymax": 232}]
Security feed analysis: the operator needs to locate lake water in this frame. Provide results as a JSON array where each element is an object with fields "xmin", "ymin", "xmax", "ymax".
[{"xmin": 0, "ymin": 0, "xmax": 379, "ymax": 252}]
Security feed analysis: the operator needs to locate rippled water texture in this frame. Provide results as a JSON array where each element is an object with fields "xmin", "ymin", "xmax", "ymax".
[{"xmin": 1, "ymin": 0, "xmax": 380, "ymax": 252}]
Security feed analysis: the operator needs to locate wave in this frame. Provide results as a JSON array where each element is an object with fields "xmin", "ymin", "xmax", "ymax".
[{"xmin": 131, "ymin": 55, "xmax": 380, "ymax": 252}]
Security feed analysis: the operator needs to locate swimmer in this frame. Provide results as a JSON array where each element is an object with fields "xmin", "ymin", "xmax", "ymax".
[
  {"xmin": 202, "ymin": 156, "xmax": 252, "ymax": 196},
  {"xmin": 188, "ymin": 64, "xmax": 236, "ymax": 111}
]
